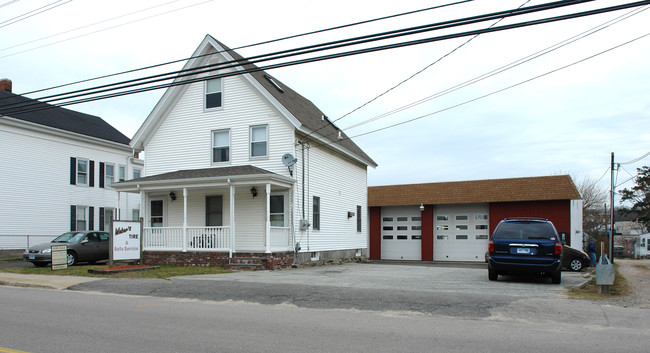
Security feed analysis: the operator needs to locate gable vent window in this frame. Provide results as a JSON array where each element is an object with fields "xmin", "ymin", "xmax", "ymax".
[{"xmin": 205, "ymin": 78, "xmax": 222, "ymax": 109}]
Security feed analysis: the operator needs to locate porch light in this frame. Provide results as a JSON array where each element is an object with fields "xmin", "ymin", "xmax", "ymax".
[
  {"xmin": 420, "ymin": 203, "xmax": 424, "ymax": 212},
  {"xmin": 347, "ymin": 211, "xmax": 355, "ymax": 218},
  {"xmin": 250, "ymin": 186, "xmax": 257, "ymax": 198},
  {"xmin": 169, "ymin": 191, "xmax": 176, "ymax": 201}
]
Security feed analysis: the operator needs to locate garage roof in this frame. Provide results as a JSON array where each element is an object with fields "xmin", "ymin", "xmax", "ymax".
[{"xmin": 368, "ymin": 175, "xmax": 582, "ymax": 207}]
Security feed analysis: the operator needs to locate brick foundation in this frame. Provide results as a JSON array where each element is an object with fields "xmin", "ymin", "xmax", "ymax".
[{"xmin": 142, "ymin": 251, "xmax": 295, "ymax": 270}]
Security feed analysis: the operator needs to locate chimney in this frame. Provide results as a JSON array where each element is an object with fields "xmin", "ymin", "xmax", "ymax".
[{"xmin": 0, "ymin": 79, "xmax": 12, "ymax": 93}]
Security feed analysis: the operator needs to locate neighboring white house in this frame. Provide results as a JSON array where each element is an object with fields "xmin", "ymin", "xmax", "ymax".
[
  {"xmin": 0, "ymin": 79, "xmax": 142, "ymax": 249},
  {"xmin": 113, "ymin": 35, "xmax": 377, "ymax": 270}
]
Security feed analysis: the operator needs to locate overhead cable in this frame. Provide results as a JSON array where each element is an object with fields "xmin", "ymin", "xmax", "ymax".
[{"xmin": 1, "ymin": 0, "xmax": 599, "ymax": 114}]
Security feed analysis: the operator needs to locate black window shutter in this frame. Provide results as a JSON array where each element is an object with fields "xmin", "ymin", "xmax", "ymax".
[
  {"xmin": 99, "ymin": 162, "xmax": 105, "ymax": 188},
  {"xmin": 89, "ymin": 161, "xmax": 95, "ymax": 187},
  {"xmin": 89, "ymin": 206, "xmax": 94, "ymax": 230},
  {"xmin": 70, "ymin": 157, "xmax": 76, "ymax": 185},
  {"xmin": 99, "ymin": 207, "xmax": 105, "ymax": 231},
  {"xmin": 70, "ymin": 205, "xmax": 76, "ymax": 231}
]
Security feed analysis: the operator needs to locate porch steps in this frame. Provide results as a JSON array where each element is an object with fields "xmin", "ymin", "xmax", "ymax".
[{"xmin": 225, "ymin": 256, "xmax": 264, "ymax": 271}]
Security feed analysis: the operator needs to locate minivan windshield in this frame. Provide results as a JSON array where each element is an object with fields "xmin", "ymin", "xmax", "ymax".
[
  {"xmin": 492, "ymin": 222, "xmax": 557, "ymax": 240},
  {"xmin": 51, "ymin": 232, "xmax": 85, "ymax": 243}
]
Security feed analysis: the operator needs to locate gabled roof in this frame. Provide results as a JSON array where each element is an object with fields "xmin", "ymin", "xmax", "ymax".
[
  {"xmin": 131, "ymin": 34, "xmax": 376, "ymax": 167},
  {"xmin": 0, "ymin": 90, "xmax": 130, "ymax": 145},
  {"xmin": 368, "ymin": 175, "xmax": 582, "ymax": 207}
]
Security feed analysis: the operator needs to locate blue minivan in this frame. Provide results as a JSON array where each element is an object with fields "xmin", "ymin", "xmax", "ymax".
[{"xmin": 488, "ymin": 218, "xmax": 563, "ymax": 284}]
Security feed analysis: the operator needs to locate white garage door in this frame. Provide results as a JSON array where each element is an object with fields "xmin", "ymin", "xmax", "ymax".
[
  {"xmin": 381, "ymin": 206, "xmax": 421, "ymax": 260},
  {"xmin": 433, "ymin": 204, "xmax": 489, "ymax": 262}
]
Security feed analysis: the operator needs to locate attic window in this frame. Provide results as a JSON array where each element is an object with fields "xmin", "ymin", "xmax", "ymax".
[
  {"xmin": 264, "ymin": 74, "xmax": 284, "ymax": 93},
  {"xmin": 205, "ymin": 78, "xmax": 222, "ymax": 109}
]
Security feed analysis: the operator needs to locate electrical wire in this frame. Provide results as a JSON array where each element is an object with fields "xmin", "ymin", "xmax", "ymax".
[
  {"xmin": 0, "ymin": 0, "xmax": 213, "ymax": 59},
  {"xmin": 0, "ymin": 0, "xmax": 604, "ymax": 114},
  {"xmin": 342, "ymin": 4, "xmax": 649, "ymax": 132},
  {"xmin": 312, "ymin": 29, "xmax": 650, "ymax": 152},
  {"xmin": 0, "ymin": 1, "xmax": 21, "ymax": 9},
  {"xmin": 0, "ymin": 0, "xmax": 182, "ymax": 53},
  {"xmin": 618, "ymin": 151, "xmax": 650, "ymax": 165},
  {"xmin": 0, "ymin": 0, "xmax": 71, "ymax": 29},
  {"xmin": 10, "ymin": 0, "xmax": 472, "ymax": 96}
]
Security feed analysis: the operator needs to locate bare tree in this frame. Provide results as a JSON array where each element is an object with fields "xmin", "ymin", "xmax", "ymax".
[{"xmin": 576, "ymin": 176, "xmax": 608, "ymax": 244}]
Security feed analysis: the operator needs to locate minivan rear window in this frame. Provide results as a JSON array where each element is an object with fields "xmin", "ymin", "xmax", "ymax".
[{"xmin": 492, "ymin": 222, "xmax": 557, "ymax": 240}]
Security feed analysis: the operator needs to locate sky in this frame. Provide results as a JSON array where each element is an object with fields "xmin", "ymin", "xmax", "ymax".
[{"xmin": 1, "ymin": 0, "xmax": 649, "ymax": 200}]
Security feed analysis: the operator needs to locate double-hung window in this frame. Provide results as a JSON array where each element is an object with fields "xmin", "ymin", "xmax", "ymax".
[
  {"xmin": 77, "ymin": 159, "xmax": 88, "ymax": 185},
  {"xmin": 76, "ymin": 206, "xmax": 87, "ymax": 231},
  {"xmin": 133, "ymin": 168, "xmax": 141, "ymax": 179},
  {"xmin": 118, "ymin": 166, "xmax": 126, "ymax": 182},
  {"xmin": 212, "ymin": 130, "xmax": 230, "ymax": 163},
  {"xmin": 250, "ymin": 125, "xmax": 268, "ymax": 158},
  {"xmin": 105, "ymin": 163, "xmax": 115, "ymax": 186},
  {"xmin": 205, "ymin": 78, "xmax": 222, "ymax": 109}
]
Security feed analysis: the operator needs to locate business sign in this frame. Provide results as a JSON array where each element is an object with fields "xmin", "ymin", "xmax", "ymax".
[
  {"xmin": 112, "ymin": 221, "xmax": 141, "ymax": 261},
  {"xmin": 51, "ymin": 245, "xmax": 67, "ymax": 270}
]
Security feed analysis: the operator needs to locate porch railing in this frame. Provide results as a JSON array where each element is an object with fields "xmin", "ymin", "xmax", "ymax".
[
  {"xmin": 143, "ymin": 227, "xmax": 231, "ymax": 251},
  {"xmin": 142, "ymin": 226, "xmax": 292, "ymax": 253}
]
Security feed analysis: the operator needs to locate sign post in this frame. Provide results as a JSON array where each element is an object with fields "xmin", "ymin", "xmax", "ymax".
[
  {"xmin": 112, "ymin": 221, "xmax": 142, "ymax": 264},
  {"xmin": 51, "ymin": 245, "xmax": 67, "ymax": 270}
]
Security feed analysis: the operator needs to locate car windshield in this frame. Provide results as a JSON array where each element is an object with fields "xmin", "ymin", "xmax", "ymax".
[
  {"xmin": 51, "ymin": 232, "xmax": 86, "ymax": 243},
  {"xmin": 492, "ymin": 222, "xmax": 557, "ymax": 240}
]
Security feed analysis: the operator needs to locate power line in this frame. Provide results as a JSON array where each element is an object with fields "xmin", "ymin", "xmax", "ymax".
[
  {"xmin": 11, "ymin": 0, "xmax": 472, "ymax": 96},
  {"xmin": 1, "ymin": 0, "xmax": 600, "ymax": 114},
  {"xmin": 317, "ymin": 29, "xmax": 650, "ymax": 152},
  {"xmin": 0, "ymin": 0, "xmax": 183, "ymax": 53},
  {"xmin": 0, "ymin": 0, "xmax": 71, "ymax": 29},
  {"xmin": 0, "ymin": 0, "xmax": 214, "ymax": 60},
  {"xmin": 342, "ymin": 4, "xmax": 649, "ymax": 132},
  {"xmin": 619, "ymin": 151, "xmax": 650, "ymax": 165},
  {"xmin": 0, "ymin": 1, "xmax": 21, "ymax": 9}
]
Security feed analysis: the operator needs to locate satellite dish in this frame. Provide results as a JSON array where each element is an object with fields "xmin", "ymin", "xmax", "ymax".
[{"xmin": 282, "ymin": 153, "xmax": 297, "ymax": 167}]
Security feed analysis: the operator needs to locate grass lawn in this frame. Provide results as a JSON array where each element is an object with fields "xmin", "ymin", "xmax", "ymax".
[
  {"xmin": 568, "ymin": 264, "xmax": 630, "ymax": 300},
  {"xmin": 0, "ymin": 263, "xmax": 233, "ymax": 279}
]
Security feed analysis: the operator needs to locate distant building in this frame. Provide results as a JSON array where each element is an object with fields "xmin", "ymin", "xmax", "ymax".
[{"xmin": 0, "ymin": 79, "xmax": 142, "ymax": 249}]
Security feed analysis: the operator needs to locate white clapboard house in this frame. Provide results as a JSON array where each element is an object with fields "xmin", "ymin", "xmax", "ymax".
[
  {"xmin": 113, "ymin": 35, "xmax": 377, "ymax": 270},
  {"xmin": 0, "ymin": 79, "xmax": 142, "ymax": 249}
]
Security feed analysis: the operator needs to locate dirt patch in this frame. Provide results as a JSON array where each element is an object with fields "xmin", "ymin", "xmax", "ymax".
[{"xmin": 606, "ymin": 259, "xmax": 650, "ymax": 308}]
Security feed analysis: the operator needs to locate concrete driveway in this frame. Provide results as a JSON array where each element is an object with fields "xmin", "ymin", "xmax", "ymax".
[{"xmin": 179, "ymin": 261, "xmax": 588, "ymax": 298}]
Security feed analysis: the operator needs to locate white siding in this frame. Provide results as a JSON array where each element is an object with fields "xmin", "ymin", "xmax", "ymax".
[
  {"xmin": 293, "ymin": 141, "xmax": 368, "ymax": 253},
  {"xmin": 570, "ymin": 199, "xmax": 584, "ymax": 250},
  {"xmin": 0, "ymin": 121, "xmax": 136, "ymax": 248},
  {"xmin": 144, "ymin": 74, "xmax": 295, "ymax": 178}
]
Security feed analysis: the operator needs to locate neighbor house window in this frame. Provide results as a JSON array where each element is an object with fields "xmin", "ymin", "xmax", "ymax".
[
  {"xmin": 77, "ymin": 159, "xmax": 88, "ymax": 185},
  {"xmin": 132, "ymin": 209, "xmax": 140, "ymax": 221},
  {"xmin": 76, "ymin": 206, "xmax": 87, "ymax": 231},
  {"xmin": 270, "ymin": 195, "xmax": 284, "ymax": 226},
  {"xmin": 105, "ymin": 163, "xmax": 115, "ymax": 186},
  {"xmin": 118, "ymin": 166, "xmax": 126, "ymax": 182},
  {"xmin": 206, "ymin": 196, "xmax": 223, "ymax": 226},
  {"xmin": 356, "ymin": 205, "xmax": 362, "ymax": 232},
  {"xmin": 250, "ymin": 125, "xmax": 268, "ymax": 158},
  {"xmin": 313, "ymin": 196, "xmax": 320, "ymax": 230},
  {"xmin": 205, "ymin": 78, "xmax": 222, "ymax": 109},
  {"xmin": 133, "ymin": 168, "xmax": 141, "ymax": 179},
  {"xmin": 212, "ymin": 130, "xmax": 230, "ymax": 163}
]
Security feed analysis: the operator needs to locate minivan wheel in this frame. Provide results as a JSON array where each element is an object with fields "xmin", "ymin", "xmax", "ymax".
[
  {"xmin": 488, "ymin": 267, "xmax": 498, "ymax": 281},
  {"xmin": 551, "ymin": 270, "xmax": 561, "ymax": 284},
  {"xmin": 569, "ymin": 258, "xmax": 583, "ymax": 272}
]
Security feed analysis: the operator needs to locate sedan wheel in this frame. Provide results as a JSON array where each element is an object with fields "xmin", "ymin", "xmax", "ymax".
[
  {"xmin": 569, "ymin": 258, "xmax": 583, "ymax": 272},
  {"xmin": 66, "ymin": 252, "xmax": 77, "ymax": 266}
]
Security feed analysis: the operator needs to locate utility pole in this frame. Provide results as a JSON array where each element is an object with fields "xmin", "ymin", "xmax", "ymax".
[{"xmin": 609, "ymin": 152, "xmax": 615, "ymax": 264}]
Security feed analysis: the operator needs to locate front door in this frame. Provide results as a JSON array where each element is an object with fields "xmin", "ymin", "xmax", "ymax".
[{"xmin": 150, "ymin": 200, "xmax": 163, "ymax": 227}]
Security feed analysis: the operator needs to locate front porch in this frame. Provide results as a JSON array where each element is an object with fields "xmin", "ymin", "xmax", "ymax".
[{"xmin": 113, "ymin": 166, "xmax": 297, "ymax": 270}]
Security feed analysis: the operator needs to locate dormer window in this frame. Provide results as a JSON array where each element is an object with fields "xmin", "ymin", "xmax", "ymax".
[{"xmin": 205, "ymin": 78, "xmax": 222, "ymax": 109}]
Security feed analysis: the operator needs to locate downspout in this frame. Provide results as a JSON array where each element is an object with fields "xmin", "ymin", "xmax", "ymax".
[{"xmin": 227, "ymin": 178, "xmax": 234, "ymax": 258}]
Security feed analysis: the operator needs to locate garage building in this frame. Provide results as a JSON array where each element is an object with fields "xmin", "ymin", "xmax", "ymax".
[{"xmin": 368, "ymin": 175, "xmax": 583, "ymax": 262}]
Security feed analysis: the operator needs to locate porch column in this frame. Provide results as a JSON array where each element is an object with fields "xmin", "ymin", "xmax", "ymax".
[
  {"xmin": 265, "ymin": 183, "xmax": 271, "ymax": 253},
  {"xmin": 182, "ymin": 188, "xmax": 188, "ymax": 252},
  {"xmin": 229, "ymin": 184, "xmax": 235, "ymax": 257},
  {"xmin": 139, "ymin": 189, "xmax": 146, "ymax": 226}
]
